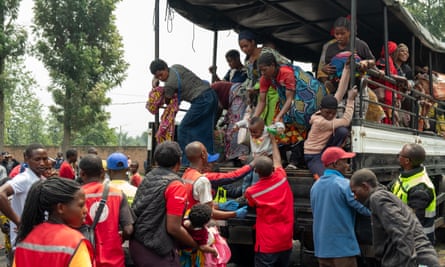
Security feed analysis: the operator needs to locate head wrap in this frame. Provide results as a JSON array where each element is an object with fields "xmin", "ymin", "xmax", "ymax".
[
  {"xmin": 380, "ymin": 41, "xmax": 398, "ymax": 58},
  {"xmin": 238, "ymin": 30, "xmax": 257, "ymax": 42}
]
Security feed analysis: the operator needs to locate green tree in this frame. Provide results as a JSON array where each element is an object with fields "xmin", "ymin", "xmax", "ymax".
[
  {"xmin": 44, "ymin": 114, "xmax": 63, "ymax": 145},
  {"xmin": 0, "ymin": 1, "xmax": 27, "ymax": 150},
  {"xmin": 33, "ymin": 0, "xmax": 128, "ymax": 151},
  {"xmin": 4, "ymin": 60, "xmax": 48, "ymax": 145},
  {"xmin": 72, "ymin": 119, "xmax": 118, "ymax": 146},
  {"xmin": 402, "ymin": 0, "xmax": 445, "ymax": 40}
]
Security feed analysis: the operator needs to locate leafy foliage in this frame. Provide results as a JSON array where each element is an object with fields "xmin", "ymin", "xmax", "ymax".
[
  {"xmin": 0, "ymin": 0, "xmax": 28, "ymax": 149},
  {"xmin": 402, "ymin": 0, "xmax": 445, "ymax": 40},
  {"xmin": 33, "ymin": 0, "xmax": 128, "ymax": 149},
  {"xmin": 3, "ymin": 60, "xmax": 49, "ymax": 145}
]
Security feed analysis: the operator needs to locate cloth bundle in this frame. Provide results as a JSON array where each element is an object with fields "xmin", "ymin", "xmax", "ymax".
[{"xmin": 146, "ymin": 86, "xmax": 179, "ymax": 143}]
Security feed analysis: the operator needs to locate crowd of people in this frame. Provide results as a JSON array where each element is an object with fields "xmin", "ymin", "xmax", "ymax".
[
  {"xmin": 0, "ymin": 13, "xmax": 443, "ymax": 267},
  {"xmin": 140, "ymin": 13, "xmax": 442, "ymax": 267}
]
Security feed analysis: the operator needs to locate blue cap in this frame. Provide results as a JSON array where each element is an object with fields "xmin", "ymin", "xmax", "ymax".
[
  {"xmin": 207, "ymin": 153, "xmax": 220, "ymax": 163},
  {"xmin": 107, "ymin": 152, "xmax": 128, "ymax": 170}
]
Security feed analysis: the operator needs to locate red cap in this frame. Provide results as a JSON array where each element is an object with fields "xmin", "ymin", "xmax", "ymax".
[{"xmin": 321, "ymin": 147, "xmax": 356, "ymax": 166}]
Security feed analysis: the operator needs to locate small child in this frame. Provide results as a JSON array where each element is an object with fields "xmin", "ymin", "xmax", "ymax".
[
  {"xmin": 185, "ymin": 204, "xmax": 218, "ymax": 258},
  {"xmin": 304, "ymin": 88, "xmax": 358, "ymax": 179},
  {"xmin": 235, "ymin": 117, "xmax": 279, "ymax": 192},
  {"xmin": 236, "ymin": 116, "xmax": 274, "ymax": 158}
]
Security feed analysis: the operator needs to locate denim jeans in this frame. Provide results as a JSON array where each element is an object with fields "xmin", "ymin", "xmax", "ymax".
[
  {"xmin": 242, "ymin": 169, "xmax": 259, "ymax": 193},
  {"xmin": 304, "ymin": 126, "xmax": 349, "ymax": 177},
  {"xmin": 178, "ymin": 89, "xmax": 218, "ymax": 166}
]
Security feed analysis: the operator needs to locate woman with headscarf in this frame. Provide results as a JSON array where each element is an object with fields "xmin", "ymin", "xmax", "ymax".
[
  {"xmin": 238, "ymin": 30, "xmax": 289, "ymax": 126},
  {"xmin": 375, "ymin": 41, "xmax": 408, "ymax": 125}
]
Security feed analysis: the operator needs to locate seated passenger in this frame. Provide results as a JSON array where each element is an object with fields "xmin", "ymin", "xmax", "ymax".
[
  {"xmin": 321, "ymin": 16, "xmax": 375, "ymax": 91},
  {"xmin": 394, "ymin": 43, "xmax": 415, "ymax": 127},
  {"xmin": 209, "ymin": 49, "xmax": 247, "ymax": 83},
  {"xmin": 374, "ymin": 41, "xmax": 409, "ymax": 125}
]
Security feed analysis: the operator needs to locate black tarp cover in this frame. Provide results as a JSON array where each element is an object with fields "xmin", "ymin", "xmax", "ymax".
[{"xmin": 167, "ymin": 0, "xmax": 445, "ymax": 71}]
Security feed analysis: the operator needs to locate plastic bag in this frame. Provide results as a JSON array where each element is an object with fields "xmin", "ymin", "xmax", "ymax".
[{"xmin": 204, "ymin": 227, "xmax": 231, "ymax": 267}]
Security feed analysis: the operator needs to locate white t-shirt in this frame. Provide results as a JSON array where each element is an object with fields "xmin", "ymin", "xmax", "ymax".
[
  {"xmin": 7, "ymin": 168, "xmax": 42, "ymax": 245},
  {"xmin": 192, "ymin": 176, "xmax": 213, "ymax": 204}
]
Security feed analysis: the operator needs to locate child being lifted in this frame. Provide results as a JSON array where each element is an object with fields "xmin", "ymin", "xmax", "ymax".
[{"xmin": 304, "ymin": 59, "xmax": 358, "ymax": 179}]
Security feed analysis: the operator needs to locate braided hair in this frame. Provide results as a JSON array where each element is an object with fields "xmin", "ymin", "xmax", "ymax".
[{"xmin": 16, "ymin": 178, "xmax": 81, "ymax": 244}]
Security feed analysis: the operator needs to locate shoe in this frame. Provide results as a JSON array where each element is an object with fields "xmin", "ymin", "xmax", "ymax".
[{"xmin": 286, "ymin": 163, "xmax": 298, "ymax": 170}]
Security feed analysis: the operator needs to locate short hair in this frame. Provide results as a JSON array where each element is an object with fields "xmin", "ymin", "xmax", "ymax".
[
  {"xmin": 258, "ymin": 52, "xmax": 277, "ymax": 67},
  {"xmin": 154, "ymin": 141, "xmax": 182, "ymax": 168},
  {"xmin": 150, "ymin": 59, "xmax": 168, "ymax": 75},
  {"xmin": 24, "ymin": 144, "xmax": 45, "ymax": 159},
  {"xmin": 79, "ymin": 154, "xmax": 103, "ymax": 177},
  {"xmin": 130, "ymin": 160, "xmax": 139, "ymax": 167},
  {"xmin": 404, "ymin": 143, "xmax": 425, "ymax": 168},
  {"xmin": 350, "ymin": 168, "xmax": 378, "ymax": 187},
  {"xmin": 249, "ymin": 116, "xmax": 265, "ymax": 128},
  {"xmin": 255, "ymin": 156, "xmax": 274, "ymax": 177},
  {"xmin": 87, "ymin": 147, "xmax": 98, "ymax": 155},
  {"xmin": 185, "ymin": 142, "xmax": 203, "ymax": 163},
  {"xmin": 189, "ymin": 204, "xmax": 212, "ymax": 228},
  {"xmin": 66, "ymin": 149, "xmax": 77, "ymax": 158},
  {"xmin": 333, "ymin": 16, "xmax": 351, "ymax": 30},
  {"xmin": 225, "ymin": 49, "xmax": 240, "ymax": 60}
]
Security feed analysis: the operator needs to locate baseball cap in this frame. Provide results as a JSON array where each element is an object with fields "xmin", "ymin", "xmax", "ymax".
[
  {"xmin": 107, "ymin": 152, "xmax": 128, "ymax": 170},
  {"xmin": 207, "ymin": 153, "xmax": 220, "ymax": 163},
  {"xmin": 321, "ymin": 147, "xmax": 356, "ymax": 166}
]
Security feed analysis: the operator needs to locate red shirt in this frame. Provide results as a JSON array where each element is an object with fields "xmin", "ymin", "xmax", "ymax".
[
  {"xmin": 58, "ymin": 161, "xmax": 75, "ymax": 179},
  {"xmin": 259, "ymin": 65, "xmax": 296, "ymax": 93},
  {"xmin": 14, "ymin": 222, "xmax": 94, "ymax": 267},
  {"xmin": 82, "ymin": 182, "xmax": 125, "ymax": 267},
  {"xmin": 245, "ymin": 167, "xmax": 294, "ymax": 253},
  {"xmin": 9, "ymin": 165, "xmax": 21, "ymax": 178},
  {"xmin": 164, "ymin": 180, "xmax": 188, "ymax": 216},
  {"xmin": 130, "ymin": 173, "xmax": 142, "ymax": 187}
]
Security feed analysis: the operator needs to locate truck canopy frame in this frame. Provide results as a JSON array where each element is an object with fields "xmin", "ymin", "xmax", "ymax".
[{"xmin": 168, "ymin": 0, "xmax": 445, "ymax": 71}]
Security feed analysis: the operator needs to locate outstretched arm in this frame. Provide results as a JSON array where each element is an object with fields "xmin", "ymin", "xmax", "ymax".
[{"xmin": 270, "ymin": 134, "xmax": 282, "ymax": 169}]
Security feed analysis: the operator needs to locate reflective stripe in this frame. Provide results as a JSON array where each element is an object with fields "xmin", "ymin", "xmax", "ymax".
[
  {"xmin": 251, "ymin": 178, "xmax": 287, "ymax": 199},
  {"xmin": 86, "ymin": 191, "xmax": 121, "ymax": 198},
  {"xmin": 182, "ymin": 179, "xmax": 195, "ymax": 185},
  {"xmin": 423, "ymin": 225, "xmax": 435, "ymax": 234},
  {"xmin": 17, "ymin": 242, "xmax": 75, "ymax": 255},
  {"xmin": 425, "ymin": 210, "xmax": 436, "ymax": 218}
]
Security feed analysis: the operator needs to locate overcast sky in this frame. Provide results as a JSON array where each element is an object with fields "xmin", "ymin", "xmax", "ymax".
[{"xmin": 17, "ymin": 0, "xmax": 240, "ymax": 137}]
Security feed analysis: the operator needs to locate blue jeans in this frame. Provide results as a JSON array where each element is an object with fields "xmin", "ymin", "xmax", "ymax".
[
  {"xmin": 242, "ymin": 169, "xmax": 259, "ymax": 193},
  {"xmin": 254, "ymin": 249, "xmax": 292, "ymax": 267},
  {"xmin": 178, "ymin": 89, "xmax": 218, "ymax": 166},
  {"xmin": 304, "ymin": 126, "xmax": 349, "ymax": 177}
]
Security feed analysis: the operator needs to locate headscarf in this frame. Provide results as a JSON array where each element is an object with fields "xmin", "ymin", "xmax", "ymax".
[
  {"xmin": 238, "ymin": 30, "xmax": 257, "ymax": 42},
  {"xmin": 379, "ymin": 41, "xmax": 398, "ymax": 75}
]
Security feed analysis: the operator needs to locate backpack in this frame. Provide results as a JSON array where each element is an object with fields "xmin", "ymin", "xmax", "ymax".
[{"xmin": 78, "ymin": 181, "xmax": 110, "ymax": 248}]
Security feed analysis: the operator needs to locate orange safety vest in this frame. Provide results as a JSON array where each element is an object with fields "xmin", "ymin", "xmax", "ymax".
[
  {"xmin": 82, "ymin": 182, "xmax": 125, "ymax": 267},
  {"xmin": 15, "ymin": 222, "xmax": 94, "ymax": 267},
  {"xmin": 182, "ymin": 168, "xmax": 203, "ymax": 209}
]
